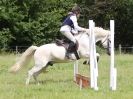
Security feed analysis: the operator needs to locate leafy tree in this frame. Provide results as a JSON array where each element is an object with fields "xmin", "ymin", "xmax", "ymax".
[
  {"xmin": 0, "ymin": 0, "xmax": 133, "ymax": 51},
  {"xmin": 0, "ymin": 28, "xmax": 13, "ymax": 51},
  {"xmin": 76, "ymin": 0, "xmax": 133, "ymax": 46}
]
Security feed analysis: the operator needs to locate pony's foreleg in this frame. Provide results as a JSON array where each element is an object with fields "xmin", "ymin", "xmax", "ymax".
[
  {"xmin": 96, "ymin": 53, "xmax": 100, "ymax": 62},
  {"xmin": 83, "ymin": 53, "xmax": 100, "ymax": 65}
]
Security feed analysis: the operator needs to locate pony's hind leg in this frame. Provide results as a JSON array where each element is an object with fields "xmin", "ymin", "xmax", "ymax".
[
  {"xmin": 32, "ymin": 70, "xmax": 41, "ymax": 85},
  {"xmin": 26, "ymin": 61, "xmax": 48, "ymax": 85},
  {"xmin": 26, "ymin": 66, "xmax": 40, "ymax": 85}
]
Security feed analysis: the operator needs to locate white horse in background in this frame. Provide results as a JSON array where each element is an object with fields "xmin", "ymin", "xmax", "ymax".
[{"xmin": 9, "ymin": 27, "xmax": 111, "ymax": 85}]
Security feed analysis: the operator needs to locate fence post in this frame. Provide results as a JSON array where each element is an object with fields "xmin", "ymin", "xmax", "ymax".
[
  {"xmin": 15, "ymin": 46, "xmax": 17, "ymax": 61},
  {"xmin": 119, "ymin": 44, "xmax": 121, "ymax": 54},
  {"xmin": 132, "ymin": 46, "xmax": 133, "ymax": 53}
]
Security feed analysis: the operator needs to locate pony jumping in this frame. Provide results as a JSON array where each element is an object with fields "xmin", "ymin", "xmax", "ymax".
[{"xmin": 9, "ymin": 27, "xmax": 111, "ymax": 85}]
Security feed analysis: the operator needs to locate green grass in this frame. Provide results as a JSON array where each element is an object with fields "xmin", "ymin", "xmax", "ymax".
[{"xmin": 0, "ymin": 53, "xmax": 133, "ymax": 99}]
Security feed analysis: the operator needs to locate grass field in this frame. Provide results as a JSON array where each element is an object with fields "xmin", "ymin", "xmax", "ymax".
[{"xmin": 0, "ymin": 53, "xmax": 133, "ymax": 99}]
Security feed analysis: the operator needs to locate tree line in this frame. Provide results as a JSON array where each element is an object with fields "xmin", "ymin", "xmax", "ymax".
[{"xmin": 0, "ymin": 0, "xmax": 133, "ymax": 51}]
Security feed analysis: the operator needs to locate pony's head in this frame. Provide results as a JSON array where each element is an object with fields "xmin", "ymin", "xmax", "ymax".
[
  {"xmin": 94, "ymin": 27, "xmax": 111, "ymax": 55},
  {"xmin": 76, "ymin": 27, "xmax": 111, "ymax": 55}
]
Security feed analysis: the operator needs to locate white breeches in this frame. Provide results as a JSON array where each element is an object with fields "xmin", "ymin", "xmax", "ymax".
[{"xmin": 60, "ymin": 25, "xmax": 76, "ymax": 43}]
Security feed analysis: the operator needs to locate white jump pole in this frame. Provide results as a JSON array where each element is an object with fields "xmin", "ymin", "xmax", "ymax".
[
  {"xmin": 89, "ymin": 20, "xmax": 98, "ymax": 91},
  {"xmin": 74, "ymin": 60, "xmax": 79, "ymax": 81},
  {"xmin": 110, "ymin": 20, "xmax": 117, "ymax": 90},
  {"xmin": 92, "ymin": 21, "xmax": 98, "ymax": 91},
  {"xmin": 89, "ymin": 20, "xmax": 94, "ymax": 88}
]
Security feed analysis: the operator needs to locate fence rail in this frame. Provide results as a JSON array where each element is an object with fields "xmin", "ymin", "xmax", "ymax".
[
  {"xmin": 0, "ymin": 46, "xmax": 29, "ymax": 53},
  {"xmin": 118, "ymin": 44, "xmax": 133, "ymax": 54},
  {"xmin": 0, "ymin": 45, "xmax": 133, "ymax": 54}
]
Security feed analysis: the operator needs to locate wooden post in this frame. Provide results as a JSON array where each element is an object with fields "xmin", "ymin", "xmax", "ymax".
[{"xmin": 119, "ymin": 44, "xmax": 122, "ymax": 54}]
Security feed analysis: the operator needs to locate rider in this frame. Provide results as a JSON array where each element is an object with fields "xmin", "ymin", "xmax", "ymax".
[{"xmin": 60, "ymin": 5, "xmax": 87, "ymax": 59}]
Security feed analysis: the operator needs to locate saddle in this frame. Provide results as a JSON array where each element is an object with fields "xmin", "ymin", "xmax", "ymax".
[
  {"xmin": 55, "ymin": 39, "xmax": 69, "ymax": 50},
  {"xmin": 55, "ymin": 39, "xmax": 80, "ymax": 60}
]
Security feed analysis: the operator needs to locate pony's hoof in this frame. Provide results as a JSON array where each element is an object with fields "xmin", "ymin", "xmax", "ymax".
[{"xmin": 83, "ymin": 60, "xmax": 90, "ymax": 65}]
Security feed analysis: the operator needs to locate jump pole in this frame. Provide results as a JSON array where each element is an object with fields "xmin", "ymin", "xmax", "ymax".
[
  {"xmin": 89, "ymin": 20, "xmax": 98, "ymax": 91},
  {"xmin": 110, "ymin": 20, "xmax": 117, "ymax": 91}
]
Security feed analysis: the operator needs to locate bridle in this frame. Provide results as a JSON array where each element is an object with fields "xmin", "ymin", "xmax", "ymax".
[{"xmin": 101, "ymin": 34, "xmax": 110, "ymax": 48}]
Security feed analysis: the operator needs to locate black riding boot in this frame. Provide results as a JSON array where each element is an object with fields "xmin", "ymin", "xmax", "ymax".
[
  {"xmin": 66, "ymin": 42, "xmax": 80, "ymax": 60},
  {"xmin": 67, "ymin": 41, "xmax": 76, "ymax": 53}
]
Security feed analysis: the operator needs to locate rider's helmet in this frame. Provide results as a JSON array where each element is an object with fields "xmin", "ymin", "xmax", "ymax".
[{"xmin": 71, "ymin": 4, "xmax": 81, "ymax": 15}]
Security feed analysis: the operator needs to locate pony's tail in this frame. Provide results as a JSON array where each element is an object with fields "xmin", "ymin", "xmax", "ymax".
[{"xmin": 9, "ymin": 46, "xmax": 38, "ymax": 73}]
